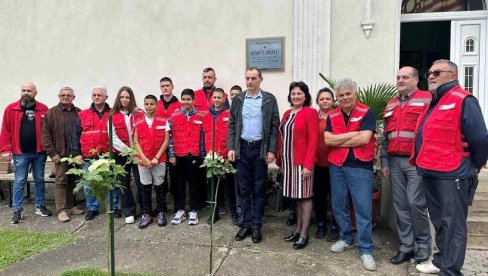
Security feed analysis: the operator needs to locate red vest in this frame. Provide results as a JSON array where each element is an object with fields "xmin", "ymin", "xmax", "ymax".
[
  {"xmin": 204, "ymin": 110, "xmax": 230, "ymax": 157},
  {"xmin": 316, "ymin": 114, "xmax": 330, "ymax": 167},
  {"xmin": 384, "ymin": 90, "xmax": 431, "ymax": 156},
  {"xmin": 171, "ymin": 111, "xmax": 209, "ymax": 157},
  {"xmin": 194, "ymin": 89, "xmax": 213, "ymax": 112},
  {"xmin": 111, "ymin": 110, "xmax": 144, "ymax": 153},
  {"xmin": 156, "ymin": 100, "xmax": 182, "ymax": 119},
  {"xmin": 327, "ymin": 102, "xmax": 376, "ymax": 166},
  {"xmin": 135, "ymin": 115, "xmax": 168, "ymax": 162},
  {"xmin": 79, "ymin": 108, "xmax": 110, "ymax": 158},
  {"xmin": 412, "ymin": 85, "xmax": 471, "ymax": 172}
]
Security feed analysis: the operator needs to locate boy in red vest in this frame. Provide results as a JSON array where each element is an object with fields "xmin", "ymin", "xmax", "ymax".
[
  {"xmin": 205, "ymin": 88, "xmax": 238, "ymax": 224},
  {"xmin": 168, "ymin": 89, "xmax": 209, "ymax": 225},
  {"xmin": 133, "ymin": 95, "xmax": 170, "ymax": 229}
]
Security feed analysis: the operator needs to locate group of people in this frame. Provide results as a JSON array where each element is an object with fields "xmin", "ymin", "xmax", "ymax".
[{"xmin": 1, "ymin": 60, "xmax": 486, "ymax": 275}]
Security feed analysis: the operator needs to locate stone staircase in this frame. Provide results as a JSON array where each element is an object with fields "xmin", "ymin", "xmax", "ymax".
[{"xmin": 467, "ymin": 170, "xmax": 488, "ymax": 249}]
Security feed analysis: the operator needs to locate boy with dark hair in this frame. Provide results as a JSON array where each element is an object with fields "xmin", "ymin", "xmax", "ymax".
[
  {"xmin": 168, "ymin": 89, "xmax": 209, "ymax": 225},
  {"xmin": 134, "ymin": 94, "xmax": 170, "ymax": 229}
]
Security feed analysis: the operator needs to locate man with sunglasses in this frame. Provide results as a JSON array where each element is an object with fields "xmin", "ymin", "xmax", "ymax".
[
  {"xmin": 381, "ymin": 67, "xmax": 432, "ymax": 265},
  {"xmin": 0, "ymin": 82, "xmax": 52, "ymax": 224},
  {"xmin": 412, "ymin": 60, "xmax": 488, "ymax": 275}
]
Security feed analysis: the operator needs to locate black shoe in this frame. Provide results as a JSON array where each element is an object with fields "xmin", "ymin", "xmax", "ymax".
[
  {"xmin": 293, "ymin": 236, "xmax": 309, "ymax": 250},
  {"xmin": 218, "ymin": 204, "xmax": 227, "ymax": 215},
  {"xmin": 326, "ymin": 225, "xmax": 339, "ymax": 242},
  {"xmin": 316, "ymin": 223, "xmax": 327, "ymax": 239},
  {"xmin": 11, "ymin": 210, "xmax": 22, "ymax": 224},
  {"xmin": 138, "ymin": 214, "xmax": 153, "ymax": 229},
  {"xmin": 231, "ymin": 212, "xmax": 240, "ymax": 225},
  {"xmin": 286, "ymin": 212, "xmax": 297, "ymax": 226},
  {"xmin": 35, "ymin": 205, "xmax": 52, "ymax": 217},
  {"xmin": 157, "ymin": 212, "xmax": 167, "ymax": 227},
  {"xmin": 85, "ymin": 210, "xmax": 99, "ymax": 221},
  {"xmin": 252, "ymin": 227, "xmax": 262, "ymax": 243},
  {"xmin": 235, "ymin": 226, "xmax": 252, "ymax": 241},
  {"xmin": 414, "ymin": 247, "xmax": 431, "ymax": 263},
  {"xmin": 113, "ymin": 209, "xmax": 122, "ymax": 218},
  {"xmin": 284, "ymin": 231, "xmax": 300, "ymax": 242},
  {"xmin": 207, "ymin": 210, "xmax": 220, "ymax": 225},
  {"xmin": 390, "ymin": 250, "xmax": 415, "ymax": 264}
]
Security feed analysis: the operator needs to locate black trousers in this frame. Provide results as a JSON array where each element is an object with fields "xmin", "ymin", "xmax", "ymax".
[
  {"xmin": 313, "ymin": 165, "xmax": 337, "ymax": 227},
  {"xmin": 216, "ymin": 173, "xmax": 237, "ymax": 214},
  {"xmin": 423, "ymin": 176, "xmax": 473, "ymax": 276},
  {"xmin": 174, "ymin": 156, "xmax": 202, "ymax": 212}
]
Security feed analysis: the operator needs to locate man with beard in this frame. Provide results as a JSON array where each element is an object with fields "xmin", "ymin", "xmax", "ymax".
[
  {"xmin": 194, "ymin": 67, "xmax": 229, "ymax": 112},
  {"xmin": 0, "ymin": 82, "xmax": 52, "ymax": 224}
]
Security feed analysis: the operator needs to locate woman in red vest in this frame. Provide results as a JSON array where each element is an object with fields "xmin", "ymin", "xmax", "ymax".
[
  {"xmin": 109, "ymin": 86, "xmax": 144, "ymax": 224},
  {"xmin": 277, "ymin": 81, "xmax": 318, "ymax": 250},
  {"xmin": 313, "ymin": 87, "xmax": 340, "ymax": 241}
]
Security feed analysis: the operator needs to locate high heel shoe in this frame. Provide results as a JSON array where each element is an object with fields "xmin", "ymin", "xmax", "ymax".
[
  {"xmin": 284, "ymin": 231, "xmax": 300, "ymax": 242},
  {"xmin": 293, "ymin": 236, "xmax": 309, "ymax": 250}
]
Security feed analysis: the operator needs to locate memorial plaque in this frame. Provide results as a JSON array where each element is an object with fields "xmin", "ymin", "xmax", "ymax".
[{"xmin": 246, "ymin": 37, "xmax": 284, "ymax": 70}]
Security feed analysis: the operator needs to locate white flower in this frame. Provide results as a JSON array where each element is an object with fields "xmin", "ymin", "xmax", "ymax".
[{"xmin": 88, "ymin": 159, "xmax": 109, "ymax": 172}]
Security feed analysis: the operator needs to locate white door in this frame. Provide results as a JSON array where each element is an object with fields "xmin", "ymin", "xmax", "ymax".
[{"xmin": 451, "ymin": 19, "xmax": 487, "ymax": 114}]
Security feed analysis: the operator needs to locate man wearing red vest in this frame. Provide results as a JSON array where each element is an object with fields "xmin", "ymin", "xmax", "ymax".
[
  {"xmin": 72, "ymin": 86, "xmax": 119, "ymax": 221},
  {"xmin": 413, "ymin": 60, "xmax": 488, "ymax": 275},
  {"xmin": 156, "ymin": 77, "xmax": 182, "ymax": 207},
  {"xmin": 205, "ymin": 88, "xmax": 238, "ymax": 224},
  {"xmin": 1, "ymin": 82, "xmax": 52, "ymax": 224},
  {"xmin": 380, "ymin": 67, "xmax": 432, "ymax": 265},
  {"xmin": 194, "ymin": 67, "xmax": 229, "ymax": 112},
  {"xmin": 324, "ymin": 78, "xmax": 377, "ymax": 271}
]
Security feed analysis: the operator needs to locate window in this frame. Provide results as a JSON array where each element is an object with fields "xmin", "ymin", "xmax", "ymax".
[
  {"xmin": 464, "ymin": 38, "xmax": 475, "ymax": 53},
  {"xmin": 402, "ymin": 0, "xmax": 486, "ymax": 14},
  {"xmin": 464, "ymin": 66, "xmax": 474, "ymax": 92}
]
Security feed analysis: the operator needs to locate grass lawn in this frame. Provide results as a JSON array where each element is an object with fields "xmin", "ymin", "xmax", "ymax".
[
  {"xmin": 0, "ymin": 227, "xmax": 76, "ymax": 271},
  {"xmin": 61, "ymin": 268, "xmax": 154, "ymax": 276}
]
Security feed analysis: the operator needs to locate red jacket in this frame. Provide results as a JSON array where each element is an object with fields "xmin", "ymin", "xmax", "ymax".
[
  {"xmin": 316, "ymin": 112, "xmax": 331, "ymax": 167},
  {"xmin": 276, "ymin": 107, "xmax": 319, "ymax": 170},
  {"xmin": 171, "ymin": 110, "xmax": 210, "ymax": 157},
  {"xmin": 0, "ymin": 100, "xmax": 48, "ymax": 154},
  {"xmin": 79, "ymin": 108, "xmax": 110, "ymax": 158},
  {"xmin": 204, "ymin": 109, "xmax": 230, "ymax": 157},
  {"xmin": 411, "ymin": 85, "xmax": 470, "ymax": 172},
  {"xmin": 384, "ymin": 90, "xmax": 431, "ymax": 156},
  {"xmin": 156, "ymin": 100, "xmax": 182, "ymax": 119},
  {"xmin": 135, "ymin": 115, "xmax": 168, "ymax": 163},
  {"xmin": 327, "ymin": 102, "xmax": 376, "ymax": 166}
]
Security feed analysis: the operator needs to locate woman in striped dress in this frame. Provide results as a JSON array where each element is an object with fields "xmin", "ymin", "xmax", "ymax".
[{"xmin": 277, "ymin": 81, "xmax": 318, "ymax": 250}]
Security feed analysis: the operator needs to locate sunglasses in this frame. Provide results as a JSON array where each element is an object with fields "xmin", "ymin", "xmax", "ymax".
[{"xmin": 425, "ymin": 70, "xmax": 453, "ymax": 78}]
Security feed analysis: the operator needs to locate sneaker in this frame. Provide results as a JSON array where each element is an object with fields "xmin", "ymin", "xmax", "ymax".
[
  {"xmin": 125, "ymin": 215, "xmax": 135, "ymax": 224},
  {"xmin": 67, "ymin": 207, "xmax": 85, "ymax": 216},
  {"xmin": 171, "ymin": 210, "xmax": 186, "ymax": 225},
  {"xmin": 157, "ymin": 212, "xmax": 167, "ymax": 227},
  {"xmin": 416, "ymin": 261, "xmax": 440, "ymax": 274},
  {"xmin": 326, "ymin": 225, "xmax": 340, "ymax": 242},
  {"xmin": 57, "ymin": 211, "xmax": 71, "ymax": 223},
  {"xmin": 138, "ymin": 214, "xmax": 153, "ymax": 229},
  {"xmin": 11, "ymin": 210, "xmax": 22, "ymax": 224},
  {"xmin": 113, "ymin": 208, "xmax": 122, "ymax": 218},
  {"xmin": 361, "ymin": 254, "xmax": 377, "ymax": 271},
  {"xmin": 85, "ymin": 210, "xmax": 99, "ymax": 221},
  {"xmin": 35, "ymin": 205, "xmax": 52, "ymax": 217},
  {"xmin": 188, "ymin": 211, "xmax": 199, "ymax": 225},
  {"xmin": 330, "ymin": 240, "xmax": 353, "ymax": 253}
]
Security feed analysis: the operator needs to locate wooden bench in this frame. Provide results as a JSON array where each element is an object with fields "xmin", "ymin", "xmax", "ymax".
[{"xmin": 0, "ymin": 160, "xmax": 56, "ymax": 207}]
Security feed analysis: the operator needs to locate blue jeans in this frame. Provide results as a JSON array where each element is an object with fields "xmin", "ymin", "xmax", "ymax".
[
  {"xmin": 236, "ymin": 141, "xmax": 267, "ymax": 228},
  {"xmin": 83, "ymin": 161, "xmax": 119, "ymax": 212},
  {"xmin": 12, "ymin": 153, "xmax": 47, "ymax": 212},
  {"xmin": 329, "ymin": 164, "xmax": 374, "ymax": 255}
]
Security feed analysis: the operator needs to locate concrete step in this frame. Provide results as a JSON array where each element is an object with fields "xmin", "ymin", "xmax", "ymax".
[
  {"xmin": 467, "ymin": 234, "xmax": 488, "ymax": 250},
  {"xmin": 470, "ymin": 192, "xmax": 488, "ymax": 213}
]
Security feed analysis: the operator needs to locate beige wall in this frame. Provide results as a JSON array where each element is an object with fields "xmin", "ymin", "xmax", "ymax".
[
  {"xmin": 0, "ymin": 0, "xmax": 294, "ymax": 118},
  {"xmin": 329, "ymin": 0, "xmax": 400, "ymax": 86}
]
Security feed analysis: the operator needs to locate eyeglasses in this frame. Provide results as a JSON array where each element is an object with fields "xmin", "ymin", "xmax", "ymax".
[{"xmin": 425, "ymin": 70, "xmax": 454, "ymax": 78}]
